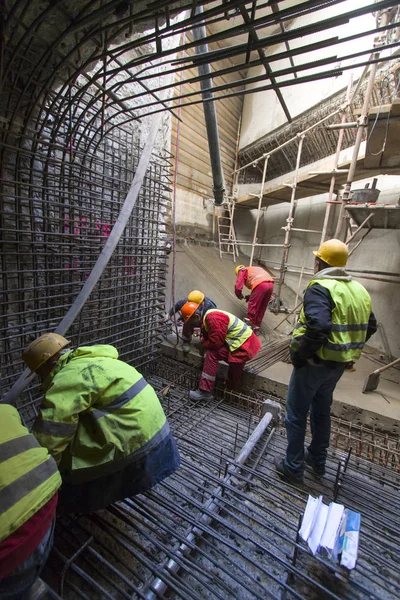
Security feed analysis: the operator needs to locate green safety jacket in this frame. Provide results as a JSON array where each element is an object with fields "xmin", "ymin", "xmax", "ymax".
[
  {"xmin": 203, "ymin": 309, "xmax": 252, "ymax": 352},
  {"xmin": 291, "ymin": 271, "xmax": 372, "ymax": 363},
  {"xmin": 0, "ymin": 405, "xmax": 61, "ymax": 542},
  {"xmin": 33, "ymin": 345, "xmax": 168, "ymax": 483}
]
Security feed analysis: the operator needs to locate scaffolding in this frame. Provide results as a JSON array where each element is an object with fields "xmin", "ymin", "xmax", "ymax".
[{"xmin": 229, "ymin": 17, "xmax": 400, "ymax": 313}]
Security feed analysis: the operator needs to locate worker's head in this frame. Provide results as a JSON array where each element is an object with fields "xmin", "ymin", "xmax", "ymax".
[
  {"xmin": 23, "ymin": 333, "xmax": 71, "ymax": 382},
  {"xmin": 313, "ymin": 239, "xmax": 348, "ymax": 273},
  {"xmin": 181, "ymin": 302, "xmax": 201, "ymax": 326},
  {"xmin": 235, "ymin": 265, "xmax": 246, "ymax": 276},
  {"xmin": 187, "ymin": 290, "xmax": 205, "ymax": 305}
]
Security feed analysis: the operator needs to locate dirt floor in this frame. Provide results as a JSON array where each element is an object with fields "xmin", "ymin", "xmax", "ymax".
[{"xmin": 165, "ymin": 243, "xmax": 400, "ymax": 433}]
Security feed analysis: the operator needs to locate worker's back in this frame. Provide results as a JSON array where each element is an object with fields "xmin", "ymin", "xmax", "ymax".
[
  {"xmin": 33, "ymin": 345, "xmax": 168, "ymax": 481},
  {"xmin": 0, "ymin": 405, "xmax": 61, "ymax": 543}
]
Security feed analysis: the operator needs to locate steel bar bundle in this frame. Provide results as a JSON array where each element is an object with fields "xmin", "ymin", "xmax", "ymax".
[{"xmin": 247, "ymin": 338, "xmax": 291, "ymax": 374}]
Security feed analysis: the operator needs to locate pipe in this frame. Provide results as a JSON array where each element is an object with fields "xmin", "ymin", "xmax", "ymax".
[
  {"xmin": 250, "ymin": 156, "xmax": 269, "ymax": 266},
  {"xmin": 1, "ymin": 113, "xmax": 163, "ymax": 406},
  {"xmin": 144, "ymin": 407, "xmax": 274, "ymax": 599},
  {"xmin": 193, "ymin": 6, "xmax": 225, "ymax": 206}
]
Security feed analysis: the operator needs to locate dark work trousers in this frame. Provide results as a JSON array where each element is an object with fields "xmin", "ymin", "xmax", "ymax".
[
  {"xmin": 247, "ymin": 281, "xmax": 274, "ymax": 328},
  {"xmin": 57, "ymin": 433, "xmax": 180, "ymax": 515},
  {"xmin": 284, "ymin": 361, "xmax": 345, "ymax": 476}
]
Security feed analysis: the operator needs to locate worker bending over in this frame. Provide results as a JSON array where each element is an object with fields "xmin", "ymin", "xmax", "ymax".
[
  {"xmin": 165, "ymin": 290, "xmax": 217, "ymax": 352},
  {"xmin": 181, "ymin": 303, "xmax": 261, "ymax": 400},
  {"xmin": 275, "ymin": 239, "xmax": 377, "ymax": 484},
  {"xmin": 234, "ymin": 265, "xmax": 274, "ymax": 334},
  {"xmin": 0, "ymin": 405, "xmax": 61, "ymax": 599},
  {"xmin": 22, "ymin": 334, "xmax": 180, "ymax": 515}
]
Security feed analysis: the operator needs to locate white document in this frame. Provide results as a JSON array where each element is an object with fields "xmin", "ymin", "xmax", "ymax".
[
  {"xmin": 308, "ymin": 502, "xmax": 329, "ymax": 555},
  {"xmin": 299, "ymin": 495, "xmax": 323, "ymax": 542},
  {"xmin": 320, "ymin": 502, "xmax": 345, "ymax": 552}
]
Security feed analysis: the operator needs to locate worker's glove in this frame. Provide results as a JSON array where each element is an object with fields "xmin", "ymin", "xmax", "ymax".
[
  {"xmin": 290, "ymin": 350, "xmax": 307, "ymax": 369},
  {"xmin": 307, "ymin": 358, "xmax": 322, "ymax": 368},
  {"xmin": 244, "ymin": 295, "xmax": 250, "ymax": 303}
]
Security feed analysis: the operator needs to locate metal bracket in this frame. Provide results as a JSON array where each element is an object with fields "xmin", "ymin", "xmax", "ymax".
[{"xmin": 261, "ymin": 399, "xmax": 282, "ymax": 424}]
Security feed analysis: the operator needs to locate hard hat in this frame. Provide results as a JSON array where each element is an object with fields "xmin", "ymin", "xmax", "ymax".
[
  {"xmin": 181, "ymin": 302, "xmax": 199, "ymax": 322},
  {"xmin": 23, "ymin": 333, "xmax": 71, "ymax": 372},
  {"xmin": 235, "ymin": 265, "xmax": 245, "ymax": 276},
  {"xmin": 313, "ymin": 239, "xmax": 348, "ymax": 267},
  {"xmin": 188, "ymin": 290, "xmax": 205, "ymax": 305}
]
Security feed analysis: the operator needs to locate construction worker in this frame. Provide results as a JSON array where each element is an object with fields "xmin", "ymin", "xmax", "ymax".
[
  {"xmin": 274, "ymin": 239, "xmax": 377, "ymax": 484},
  {"xmin": 181, "ymin": 303, "xmax": 261, "ymax": 400},
  {"xmin": 22, "ymin": 334, "xmax": 180, "ymax": 515},
  {"xmin": 0, "ymin": 404, "xmax": 61, "ymax": 599},
  {"xmin": 234, "ymin": 265, "xmax": 274, "ymax": 334},
  {"xmin": 165, "ymin": 290, "xmax": 217, "ymax": 351}
]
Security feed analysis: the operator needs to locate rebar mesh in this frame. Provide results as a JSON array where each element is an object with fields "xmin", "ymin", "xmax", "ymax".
[
  {"xmin": 40, "ymin": 356, "xmax": 400, "ymax": 600},
  {"xmin": 0, "ymin": 89, "xmax": 171, "ymax": 422}
]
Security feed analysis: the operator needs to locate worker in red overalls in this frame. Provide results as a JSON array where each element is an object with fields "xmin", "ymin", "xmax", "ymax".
[
  {"xmin": 234, "ymin": 265, "xmax": 274, "ymax": 334},
  {"xmin": 181, "ymin": 303, "xmax": 261, "ymax": 401}
]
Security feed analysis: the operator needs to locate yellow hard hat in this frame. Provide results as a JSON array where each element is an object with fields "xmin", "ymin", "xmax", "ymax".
[
  {"xmin": 313, "ymin": 239, "xmax": 348, "ymax": 267},
  {"xmin": 181, "ymin": 302, "xmax": 199, "ymax": 322},
  {"xmin": 23, "ymin": 333, "xmax": 71, "ymax": 372},
  {"xmin": 235, "ymin": 265, "xmax": 245, "ymax": 276},
  {"xmin": 188, "ymin": 290, "xmax": 205, "ymax": 305}
]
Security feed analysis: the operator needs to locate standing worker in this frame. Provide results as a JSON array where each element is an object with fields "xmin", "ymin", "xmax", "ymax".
[
  {"xmin": 274, "ymin": 239, "xmax": 377, "ymax": 484},
  {"xmin": 234, "ymin": 265, "xmax": 274, "ymax": 334},
  {"xmin": 180, "ymin": 304, "xmax": 261, "ymax": 400},
  {"xmin": 165, "ymin": 290, "xmax": 217, "ymax": 351},
  {"xmin": 0, "ymin": 404, "xmax": 61, "ymax": 599},
  {"xmin": 22, "ymin": 334, "xmax": 180, "ymax": 515}
]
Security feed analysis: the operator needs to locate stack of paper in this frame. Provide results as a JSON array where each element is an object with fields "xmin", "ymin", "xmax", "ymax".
[{"xmin": 299, "ymin": 495, "xmax": 360, "ymax": 569}]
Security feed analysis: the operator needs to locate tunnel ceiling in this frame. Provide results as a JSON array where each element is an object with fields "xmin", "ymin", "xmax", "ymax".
[{"xmin": 3, "ymin": 0, "xmax": 400, "ymax": 130}]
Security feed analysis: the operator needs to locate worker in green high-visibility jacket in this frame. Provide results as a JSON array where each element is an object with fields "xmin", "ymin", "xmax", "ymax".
[
  {"xmin": 0, "ymin": 405, "xmax": 61, "ymax": 599},
  {"xmin": 274, "ymin": 239, "xmax": 377, "ymax": 484},
  {"xmin": 22, "ymin": 334, "xmax": 180, "ymax": 515}
]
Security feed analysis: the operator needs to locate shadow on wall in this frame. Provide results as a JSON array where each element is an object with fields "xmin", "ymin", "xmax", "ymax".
[{"xmin": 175, "ymin": 214, "xmax": 216, "ymax": 243}]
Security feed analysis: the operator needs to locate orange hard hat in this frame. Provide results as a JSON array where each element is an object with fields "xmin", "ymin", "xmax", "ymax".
[{"xmin": 181, "ymin": 302, "xmax": 199, "ymax": 322}]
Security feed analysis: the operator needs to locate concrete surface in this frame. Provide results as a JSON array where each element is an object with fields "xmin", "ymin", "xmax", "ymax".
[{"xmin": 165, "ymin": 243, "xmax": 400, "ymax": 434}]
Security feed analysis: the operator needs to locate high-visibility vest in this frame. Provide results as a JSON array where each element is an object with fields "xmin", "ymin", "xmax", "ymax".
[
  {"xmin": 245, "ymin": 266, "xmax": 273, "ymax": 290},
  {"xmin": 203, "ymin": 309, "xmax": 252, "ymax": 352},
  {"xmin": 33, "ymin": 345, "xmax": 169, "ymax": 483},
  {"xmin": 291, "ymin": 278, "xmax": 372, "ymax": 362},
  {"xmin": 0, "ymin": 405, "xmax": 61, "ymax": 543}
]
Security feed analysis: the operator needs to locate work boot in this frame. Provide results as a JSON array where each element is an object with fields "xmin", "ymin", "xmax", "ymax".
[
  {"xmin": 305, "ymin": 449, "xmax": 326, "ymax": 476},
  {"xmin": 253, "ymin": 326, "xmax": 260, "ymax": 336},
  {"xmin": 182, "ymin": 342, "xmax": 190, "ymax": 353},
  {"xmin": 274, "ymin": 456, "xmax": 304, "ymax": 484},
  {"xmin": 189, "ymin": 389, "xmax": 214, "ymax": 401}
]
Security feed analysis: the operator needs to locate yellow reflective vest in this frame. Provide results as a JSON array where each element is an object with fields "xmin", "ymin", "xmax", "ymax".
[
  {"xmin": 0, "ymin": 405, "xmax": 61, "ymax": 543},
  {"xmin": 203, "ymin": 309, "xmax": 252, "ymax": 352},
  {"xmin": 33, "ymin": 345, "xmax": 168, "ymax": 483},
  {"xmin": 291, "ymin": 275, "xmax": 372, "ymax": 362}
]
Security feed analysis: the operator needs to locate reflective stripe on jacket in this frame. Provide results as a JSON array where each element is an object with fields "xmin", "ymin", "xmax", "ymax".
[
  {"xmin": 291, "ymin": 278, "xmax": 372, "ymax": 362},
  {"xmin": 245, "ymin": 266, "xmax": 273, "ymax": 291},
  {"xmin": 0, "ymin": 405, "xmax": 61, "ymax": 543},
  {"xmin": 33, "ymin": 345, "xmax": 168, "ymax": 483},
  {"xmin": 203, "ymin": 309, "xmax": 252, "ymax": 352}
]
